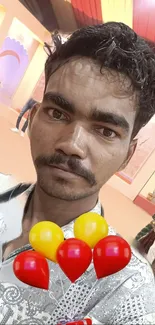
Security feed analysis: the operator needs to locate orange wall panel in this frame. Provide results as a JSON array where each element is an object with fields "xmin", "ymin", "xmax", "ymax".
[{"xmin": 101, "ymin": 0, "xmax": 133, "ymax": 28}]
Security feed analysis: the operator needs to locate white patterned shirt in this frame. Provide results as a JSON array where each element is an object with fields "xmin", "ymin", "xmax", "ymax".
[{"xmin": 0, "ymin": 173, "xmax": 155, "ymax": 324}]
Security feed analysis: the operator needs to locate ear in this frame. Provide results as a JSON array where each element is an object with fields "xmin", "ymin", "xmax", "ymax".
[
  {"xmin": 28, "ymin": 103, "xmax": 40, "ymax": 137},
  {"xmin": 118, "ymin": 138, "xmax": 137, "ymax": 171}
]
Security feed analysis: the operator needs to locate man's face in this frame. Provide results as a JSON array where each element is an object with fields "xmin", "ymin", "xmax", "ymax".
[{"xmin": 30, "ymin": 58, "xmax": 137, "ymax": 200}]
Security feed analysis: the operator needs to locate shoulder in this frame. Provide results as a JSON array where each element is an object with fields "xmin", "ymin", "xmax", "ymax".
[
  {"xmin": 0, "ymin": 174, "xmax": 32, "ymax": 243},
  {"xmin": 100, "ymin": 225, "xmax": 154, "ymax": 295},
  {"xmin": 90, "ymin": 243, "xmax": 155, "ymax": 323},
  {"xmin": 111, "ymin": 250, "xmax": 155, "ymax": 323},
  {"xmin": 127, "ymin": 245, "xmax": 154, "ymax": 286}
]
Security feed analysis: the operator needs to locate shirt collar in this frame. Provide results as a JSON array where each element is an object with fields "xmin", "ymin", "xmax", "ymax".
[{"xmin": 0, "ymin": 184, "xmax": 102, "ymax": 244}]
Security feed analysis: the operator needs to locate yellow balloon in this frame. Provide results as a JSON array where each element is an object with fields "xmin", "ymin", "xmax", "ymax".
[
  {"xmin": 74, "ymin": 212, "xmax": 108, "ymax": 248},
  {"xmin": 29, "ymin": 221, "xmax": 64, "ymax": 262}
]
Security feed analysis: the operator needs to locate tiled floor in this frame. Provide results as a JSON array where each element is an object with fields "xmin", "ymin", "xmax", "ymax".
[{"xmin": 0, "ymin": 112, "xmax": 152, "ymax": 243}]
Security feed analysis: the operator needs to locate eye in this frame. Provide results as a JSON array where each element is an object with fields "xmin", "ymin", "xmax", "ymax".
[
  {"xmin": 48, "ymin": 108, "xmax": 68, "ymax": 121},
  {"xmin": 96, "ymin": 127, "xmax": 118, "ymax": 139}
]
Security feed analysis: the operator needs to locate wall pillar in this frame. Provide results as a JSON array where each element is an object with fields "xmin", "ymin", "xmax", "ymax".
[
  {"xmin": 0, "ymin": 11, "xmax": 13, "ymax": 49},
  {"xmin": 12, "ymin": 44, "xmax": 47, "ymax": 108}
]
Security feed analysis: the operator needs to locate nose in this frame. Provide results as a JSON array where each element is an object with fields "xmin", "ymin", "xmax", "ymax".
[{"xmin": 55, "ymin": 123, "xmax": 88, "ymax": 159}]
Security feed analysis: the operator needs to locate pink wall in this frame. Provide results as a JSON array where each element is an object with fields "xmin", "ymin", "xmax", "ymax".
[
  {"xmin": 0, "ymin": 0, "xmax": 49, "ymax": 110},
  {"xmin": 32, "ymin": 72, "xmax": 45, "ymax": 102}
]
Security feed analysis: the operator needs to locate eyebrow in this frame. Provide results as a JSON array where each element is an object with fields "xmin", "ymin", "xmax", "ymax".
[
  {"xmin": 91, "ymin": 110, "xmax": 130, "ymax": 132},
  {"xmin": 44, "ymin": 92, "xmax": 130, "ymax": 132},
  {"xmin": 43, "ymin": 92, "xmax": 75, "ymax": 114}
]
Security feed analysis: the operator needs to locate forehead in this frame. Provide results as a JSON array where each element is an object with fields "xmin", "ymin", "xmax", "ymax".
[{"xmin": 46, "ymin": 57, "xmax": 137, "ymax": 118}]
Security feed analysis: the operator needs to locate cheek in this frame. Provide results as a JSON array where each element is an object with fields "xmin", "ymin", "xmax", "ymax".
[
  {"xmin": 92, "ymin": 143, "xmax": 128, "ymax": 181},
  {"xmin": 30, "ymin": 120, "xmax": 57, "ymax": 157}
]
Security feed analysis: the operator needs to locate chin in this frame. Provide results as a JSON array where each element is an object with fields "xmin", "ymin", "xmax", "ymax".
[{"xmin": 38, "ymin": 178, "xmax": 94, "ymax": 201}]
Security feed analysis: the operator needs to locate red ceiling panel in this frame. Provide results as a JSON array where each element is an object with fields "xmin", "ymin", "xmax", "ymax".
[
  {"xmin": 71, "ymin": 0, "xmax": 102, "ymax": 28},
  {"xmin": 133, "ymin": 0, "xmax": 155, "ymax": 41}
]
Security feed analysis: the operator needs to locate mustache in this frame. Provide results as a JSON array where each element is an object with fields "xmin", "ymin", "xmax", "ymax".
[{"xmin": 35, "ymin": 153, "xmax": 96, "ymax": 186}]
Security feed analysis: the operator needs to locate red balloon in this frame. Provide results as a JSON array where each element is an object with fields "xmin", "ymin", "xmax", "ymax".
[
  {"xmin": 57, "ymin": 319, "xmax": 92, "ymax": 325},
  {"xmin": 13, "ymin": 251, "xmax": 49, "ymax": 290},
  {"xmin": 93, "ymin": 235, "xmax": 131, "ymax": 279},
  {"xmin": 57, "ymin": 318, "xmax": 92, "ymax": 325},
  {"xmin": 57, "ymin": 238, "xmax": 92, "ymax": 282}
]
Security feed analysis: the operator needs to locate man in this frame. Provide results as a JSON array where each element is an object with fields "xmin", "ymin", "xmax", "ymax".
[
  {"xmin": 11, "ymin": 98, "xmax": 37, "ymax": 137},
  {"xmin": 0, "ymin": 22, "xmax": 155, "ymax": 324}
]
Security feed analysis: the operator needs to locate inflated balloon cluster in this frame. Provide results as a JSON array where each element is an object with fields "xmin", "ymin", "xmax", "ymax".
[{"xmin": 13, "ymin": 212, "xmax": 131, "ymax": 291}]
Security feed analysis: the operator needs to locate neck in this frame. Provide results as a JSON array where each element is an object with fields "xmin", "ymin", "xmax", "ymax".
[{"xmin": 30, "ymin": 184, "xmax": 98, "ymax": 227}]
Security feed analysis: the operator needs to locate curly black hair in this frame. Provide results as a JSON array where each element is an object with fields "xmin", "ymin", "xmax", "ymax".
[{"xmin": 44, "ymin": 22, "xmax": 155, "ymax": 138}]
